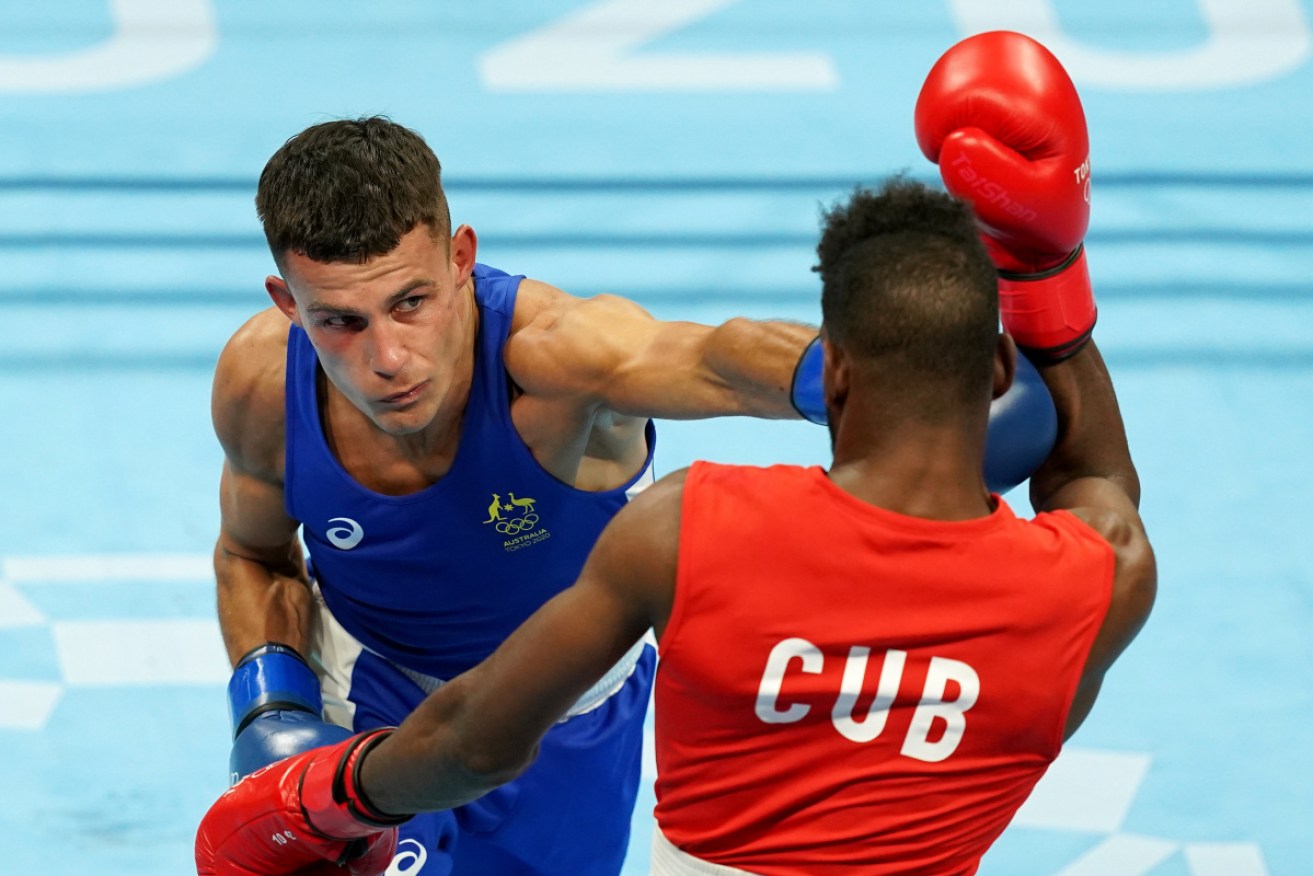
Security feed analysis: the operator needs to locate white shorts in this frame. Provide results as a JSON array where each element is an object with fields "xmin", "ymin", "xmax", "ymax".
[
  {"xmin": 308, "ymin": 580, "xmax": 646, "ymax": 727},
  {"xmin": 651, "ymin": 829, "xmax": 763, "ymax": 876}
]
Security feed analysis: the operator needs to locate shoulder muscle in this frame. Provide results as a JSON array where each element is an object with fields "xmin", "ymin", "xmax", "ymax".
[
  {"xmin": 506, "ymin": 280, "xmax": 663, "ymax": 400},
  {"xmin": 212, "ymin": 307, "xmax": 291, "ymax": 482}
]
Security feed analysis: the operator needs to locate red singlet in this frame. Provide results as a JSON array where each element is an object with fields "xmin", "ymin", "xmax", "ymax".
[{"xmin": 654, "ymin": 463, "xmax": 1114, "ymax": 875}]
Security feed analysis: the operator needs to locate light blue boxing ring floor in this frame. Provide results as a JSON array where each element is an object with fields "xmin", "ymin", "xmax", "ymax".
[{"xmin": 1, "ymin": 2, "xmax": 1310, "ymax": 874}]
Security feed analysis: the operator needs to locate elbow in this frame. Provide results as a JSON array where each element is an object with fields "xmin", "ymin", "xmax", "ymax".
[
  {"xmin": 1117, "ymin": 466, "xmax": 1142, "ymax": 510},
  {"xmin": 1090, "ymin": 459, "xmax": 1141, "ymax": 511},
  {"xmin": 1030, "ymin": 454, "xmax": 1142, "ymax": 514},
  {"xmin": 708, "ymin": 316, "xmax": 770, "ymax": 358},
  {"xmin": 715, "ymin": 316, "xmax": 760, "ymax": 341},
  {"xmin": 711, "ymin": 317, "xmax": 786, "ymax": 371},
  {"xmin": 458, "ymin": 739, "xmax": 538, "ymax": 790}
]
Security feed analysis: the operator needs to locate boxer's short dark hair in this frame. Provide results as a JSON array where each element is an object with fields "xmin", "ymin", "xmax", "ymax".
[
  {"xmin": 256, "ymin": 115, "xmax": 451, "ymax": 268},
  {"xmin": 814, "ymin": 177, "xmax": 1000, "ymax": 413}
]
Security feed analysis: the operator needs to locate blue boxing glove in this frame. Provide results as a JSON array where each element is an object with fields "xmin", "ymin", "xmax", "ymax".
[
  {"xmin": 790, "ymin": 337, "xmax": 1057, "ymax": 494},
  {"xmin": 983, "ymin": 353, "xmax": 1057, "ymax": 495},
  {"xmin": 227, "ymin": 642, "xmax": 353, "ymax": 785}
]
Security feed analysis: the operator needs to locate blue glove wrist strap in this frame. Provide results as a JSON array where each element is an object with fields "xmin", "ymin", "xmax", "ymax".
[
  {"xmin": 227, "ymin": 642, "xmax": 323, "ymax": 737},
  {"xmin": 790, "ymin": 336, "xmax": 827, "ymax": 425}
]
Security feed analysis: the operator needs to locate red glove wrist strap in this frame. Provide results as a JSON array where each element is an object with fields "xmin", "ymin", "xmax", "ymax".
[
  {"xmin": 998, "ymin": 244, "xmax": 1097, "ymax": 362},
  {"xmin": 299, "ymin": 729, "xmax": 409, "ymax": 839}
]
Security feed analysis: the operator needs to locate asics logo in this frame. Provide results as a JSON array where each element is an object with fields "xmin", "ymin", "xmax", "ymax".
[
  {"xmin": 326, "ymin": 517, "xmax": 364, "ymax": 550},
  {"xmin": 386, "ymin": 839, "xmax": 428, "ymax": 875}
]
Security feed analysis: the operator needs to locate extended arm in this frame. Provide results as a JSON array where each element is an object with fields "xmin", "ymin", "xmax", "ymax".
[
  {"xmin": 506, "ymin": 281, "xmax": 816, "ymax": 420},
  {"xmin": 508, "ymin": 282, "xmax": 1056, "ymax": 492}
]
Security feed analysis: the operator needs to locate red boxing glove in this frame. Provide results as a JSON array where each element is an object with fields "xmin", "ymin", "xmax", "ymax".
[
  {"xmin": 915, "ymin": 30, "xmax": 1095, "ymax": 361},
  {"xmin": 196, "ymin": 729, "xmax": 406, "ymax": 876}
]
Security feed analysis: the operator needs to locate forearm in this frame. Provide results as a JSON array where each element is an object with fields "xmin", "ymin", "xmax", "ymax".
[
  {"xmin": 356, "ymin": 565, "xmax": 654, "ymax": 814},
  {"xmin": 214, "ymin": 541, "xmax": 314, "ymax": 665},
  {"xmin": 702, "ymin": 317, "xmax": 818, "ymax": 419},
  {"xmin": 1028, "ymin": 341, "xmax": 1141, "ymax": 512},
  {"xmin": 358, "ymin": 675, "xmax": 535, "ymax": 814}
]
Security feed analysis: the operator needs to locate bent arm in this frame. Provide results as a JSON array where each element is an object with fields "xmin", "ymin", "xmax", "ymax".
[
  {"xmin": 1060, "ymin": 507, "xmax": 1155, "ymax": 740},
  {"xmin": 508, "ymin": 284, "xmax": 816, "ymax": 420},
  {"xmin": 1028, "ymin": 341, "xmax": 1157, "ymax": 739},
  {"xmin": 1029, "ymin": 340, "xmax": 1140, "ymax": 512},
  {"xmin": 212, "ymin": 311, "xmax": 314, "ymax": 665},
  {"xmin": 357, "ymin": 470, "xmax": 685, "ymax": 814},
  {"xmin": 215, "ymin": 462, "xmax": 312, "ymax": 664}
]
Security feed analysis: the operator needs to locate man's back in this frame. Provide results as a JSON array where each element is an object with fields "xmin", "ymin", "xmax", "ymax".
[{"xmin": 655, "ymin": 461, "xmax": 1115, "ymax": 875}]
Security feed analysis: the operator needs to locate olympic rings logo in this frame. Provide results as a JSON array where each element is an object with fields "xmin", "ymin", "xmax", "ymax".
[{"xmin": 495, "ymin": 513, "xmax": 539, "ymax": 534}]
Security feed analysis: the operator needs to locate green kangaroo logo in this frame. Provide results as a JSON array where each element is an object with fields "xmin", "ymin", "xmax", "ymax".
[{"xmin": 483, "ymin": 493, "xmax": 504, "ymax": 524}]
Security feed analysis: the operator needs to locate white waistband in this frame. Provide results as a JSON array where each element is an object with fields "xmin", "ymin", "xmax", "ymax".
[
  {"xmin": 651, "ymin": 830, "xmax": 761, "ymax": 876},
  {"xmin": 393, "ymin": 635, "xmax": 647, "ymax": 721}
]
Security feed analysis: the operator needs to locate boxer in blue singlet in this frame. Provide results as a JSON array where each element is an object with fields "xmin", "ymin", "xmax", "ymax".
[
  {"xmin": 208, "ymin": 117, "xmax": 1058, "ymax": 875},
  {"xmin": 287, "ymin": 264, "xmax": 657, "ymax": 874}
]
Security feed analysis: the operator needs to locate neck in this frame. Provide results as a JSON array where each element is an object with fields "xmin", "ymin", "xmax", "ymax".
[{"xmin": 828, "ymin": 397, "xmax": 995, "ymax": 522}]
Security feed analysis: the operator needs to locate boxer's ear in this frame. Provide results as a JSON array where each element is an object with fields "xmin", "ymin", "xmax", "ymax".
[{"xmin": 266, "ymin": 275, "xmax": 301, "ymax": 326}]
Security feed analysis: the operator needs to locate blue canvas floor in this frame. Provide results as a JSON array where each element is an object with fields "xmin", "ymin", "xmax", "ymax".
[{"xmin": 2, "ymin": 2, "xmax": 1311, "ymax": 874}]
